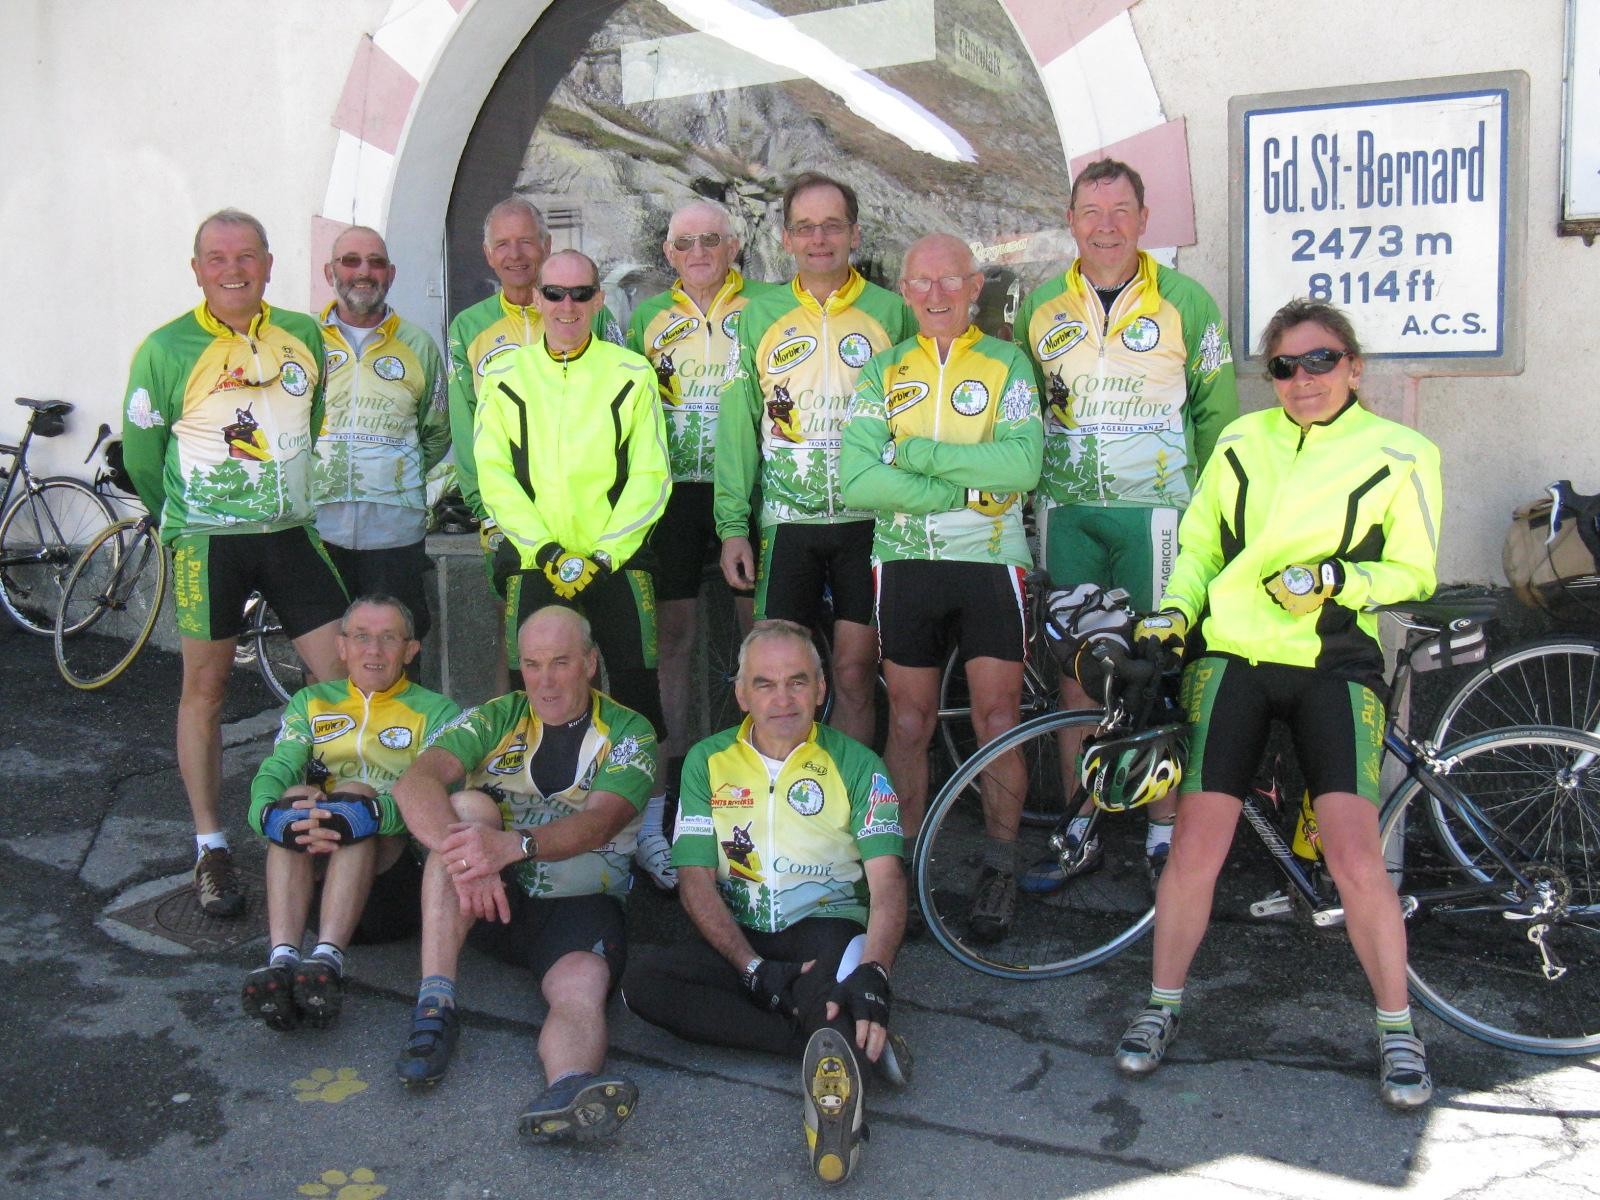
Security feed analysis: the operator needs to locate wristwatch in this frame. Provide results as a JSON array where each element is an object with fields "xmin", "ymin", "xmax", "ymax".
[{"xmin": 520, "ymin": 831, "xmax": 539, "ymax": 861}]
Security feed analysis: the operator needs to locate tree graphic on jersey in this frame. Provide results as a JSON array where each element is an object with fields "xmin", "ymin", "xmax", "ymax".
[
  {"xmin": 877, "ymin": 515, "xmax": 927, "ymax": 562},
  {"xmin": 313, "ymin": 441, "xmax": 353, "ymax": 497},
  {"xmin": 670, "ymin": 411, "xmax": 706, "ymax": 479}
]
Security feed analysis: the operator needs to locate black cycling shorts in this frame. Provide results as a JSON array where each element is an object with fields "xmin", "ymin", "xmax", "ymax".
[
  {"xmin": 1180, "ymin": 655, "xmax": 1386, "ymax": 804},
  {"xmin": 756, "ymin": 520, "xmax": 874, "ymax": 628},
  {"xmin": 874, "ymin": 559, "xmax": 1027, "ymax": 669},
  {"xmin": 322, "ymin": 539, "xmax": 433, "ymax": 641},
  {"xmin": 468, "ymin": 890, "xmax": 628, "ymax": 992},
  {"xmin": 170, "ymin": 526, "xmax": 348, "ymax": 642},
  {"xmin": 650, "ymin": 482, "xmax": 720, "ymax": 602}
]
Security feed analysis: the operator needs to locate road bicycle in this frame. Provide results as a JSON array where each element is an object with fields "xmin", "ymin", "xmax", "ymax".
[
  {"xmin": 0, "ymin": 398, "xmax": 113, "ymax": 634},
  {"xmin": 915, "ymin": 593, "xmax": 1600, "ymax": 1055}
]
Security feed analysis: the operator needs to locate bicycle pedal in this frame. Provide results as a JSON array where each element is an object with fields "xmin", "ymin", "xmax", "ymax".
[
  {"xmin": 1248, "ymin": 891, "xmax": 1293, "ymax": 918},
  {"xmin": 1310, "ymin": 906, "xmax": 1346, "ymax": 929}
]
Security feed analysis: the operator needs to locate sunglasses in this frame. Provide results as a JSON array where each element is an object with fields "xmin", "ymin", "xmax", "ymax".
[
  {"xmin": 539, "ymin": 284, "xmax": 599, "ymax": 303},
  {"xmin": 333, "ymin": 254, "xmax": 390, "ymax": 270},
  {"xmin": 671, "ymin": 233, "xmax": 724, "ymax": 250},
  {"xmin": 1266, "ymin": 348, "xmax": 1349, "ymax": 380}
]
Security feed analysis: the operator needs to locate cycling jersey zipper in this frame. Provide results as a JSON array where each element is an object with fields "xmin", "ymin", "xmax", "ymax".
[
  {"xmin": 354, "ymin": 685, "xmax": 374, "ymax": 782},
  {"xmin": 821, "ymin": 308, "xmax": 835, "ymax": 518},
  {"xmin": 929, "ymin": 343, "xmax": 950, "ymax": 558}
]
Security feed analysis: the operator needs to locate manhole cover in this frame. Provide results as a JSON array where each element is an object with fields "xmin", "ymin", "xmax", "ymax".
[{"xmin": 105, "ymin": 868, "xmax": 267, "ymax": 952}]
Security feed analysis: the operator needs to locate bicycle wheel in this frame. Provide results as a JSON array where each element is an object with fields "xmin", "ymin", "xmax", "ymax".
[
  {"xmin": 1432, "ymin": 636, "xmax": 1600, "ymax": 744},
  {"xmin": 937, "ymin": 648, "xmax": 1062, "ymax": 824},
  {"xmin": 248, "ymin": 598, "xmax": 304, "ymax": 704},
  {"xmin": 916, "ymin": 707, "xmax": 1154, "ymax": 979},
  {"xmin": 0, "ymin": 476, "xmax": 113, "ymax": 634},
  {"xmin": 1383, "ymin": 725, "xmax": 1600, "ymax": 1053},
  {"xmin": 54, "ymin": 518, "xmax": 168, "ymax": 689}
]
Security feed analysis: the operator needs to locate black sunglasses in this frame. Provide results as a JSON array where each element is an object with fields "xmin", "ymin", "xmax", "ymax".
[
  {"xmin": 539, "ymin": 284, "xmax": 599, "ymax": 303},
  {"xmin": 1266, "ymin": 348, "xmax": 1348, "ymax": 380}
]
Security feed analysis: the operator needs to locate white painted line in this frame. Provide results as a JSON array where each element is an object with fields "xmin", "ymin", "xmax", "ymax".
[
  {"xmin": 1038, "ymin": 10, "xmax": 1162, "ymax": 162},
  {"xmin": 373, "ymin": 0, "xmax": 460, "ymax": 83},
  {"xmin": 323, "ymin": 130, "xmax": 397, "ymax": 227}
]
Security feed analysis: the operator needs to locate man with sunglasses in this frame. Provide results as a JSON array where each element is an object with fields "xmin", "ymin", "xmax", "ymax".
[
  {"xmin": 715, "ymin": 173, "xmax": 914, "ymax": 746},
  {"xmin": 840, "ymin": 233, "xmax": 1043, "ymax": 942},
  {"xmin": 314, "ymin": 227, "xmax": 450, "ymax": 660},
  {"xmin": 473, "ymin": 250, "xmax": 671, "ymax": 836},
  {"xmin": 446, "ymin": 198, "xmax": 624, "ymax": 692},
  {"xmin": 1012, "ymin": 158, "xmax": 1238, "ymax": 894},
  {"xmin": 123, "ymin": 208, "xmax": 348, "ymax": 919},
  {"xmin": 626, "ymin": 200, "xmax": 770, "ymax": 884}
]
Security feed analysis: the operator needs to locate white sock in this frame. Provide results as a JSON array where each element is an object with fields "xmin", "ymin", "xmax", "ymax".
[
  {"xmin": 269, "ymin": 943, "xmax": 300, "ymax": 968},
  {"xmin": 196, "ymin": 832, "xmax": 229, "ymax": 857},
  {"xmin": 310, "ymin": 942, "xmax": 346, "ymax": 975},
  {"xmin": 1145, "ymin": 820, "xmax": 1175, "ymax": 853},
  {"xmin": 640, "ymin": 793, "xmax": 667, "ymax": 839}
]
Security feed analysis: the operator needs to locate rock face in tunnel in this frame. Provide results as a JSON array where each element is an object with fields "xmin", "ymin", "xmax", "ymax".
[{"xmin": 500, "ymin": 0, "xmax": 1076, "ymax": 329}]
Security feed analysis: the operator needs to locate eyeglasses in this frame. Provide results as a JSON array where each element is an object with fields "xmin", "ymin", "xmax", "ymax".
[
  {"xmin": 1265, "ymin": 348, "xmax": 1349, "ymax": 380},
  {"xmin": 903, "ymin": 273, "xmax": 974, "ymax": 295},
  {"xmin": 671, "ymin": 233, "xmax": 724, "ymax": 250},
  {"xmin": 333, "ymin": 254, "xmax": 391, "ymax": 270},
  {"xmin": 539, "ymin": 284, "xmax": 599, "ymax": 303},
  {"xmin": 786, "ymin": 220, "xmax": 853, "ymax": 239},
  {"xmin": 340, "ymin": 631, "xmax": 407, "ymax": 647}
]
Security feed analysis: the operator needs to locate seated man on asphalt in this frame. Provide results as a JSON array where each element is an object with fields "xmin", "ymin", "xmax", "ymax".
[
  {"xmin": 622, "ymin": 619, "xmax": 907, "ymax": 1185},
  {"xmin": 241, "ymin": 595, "xmax": 460, "ymax": 1031},
  {"xmin": 391, "ymin": 605, "xmax": 656, "ymax": 1143}
]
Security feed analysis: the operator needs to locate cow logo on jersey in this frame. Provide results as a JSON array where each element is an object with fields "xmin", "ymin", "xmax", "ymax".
[
  {"xmin": 711, "ymin": 782, "xmax": 756, "ymax": 808},
  {"xmin": 487, "ymin": 737, "xmax": 528, "ymax": 775},
  {"xmin": 721, "ymin": 821, "xmax": 764, "ymax": 882},
  {"xmin": 721, "ymin": 311, "xmax": 741, "ymax": 340},
  {"xmin": 126, "ymin": 387, "xmax": 164, "ymax": 429},
  {"xmin": 787, "ymin": 778, "xmax": 825, "ymax": 816},
  {"xmin": 280, "ymin": 361, "xmax": 310, "ymax": 397},
  {"xmin": 951, "ymin": 380, "xmax": 989, "ymax": 416},
  {"xmin": 1000, "ymin": 378, "xmax": 1036, "ymax": 424},
  {"xmin": 838, "ymin": 332, "xmax": 872, "ymax": 368},
  {"xmin": 477, "ymin": 341, "xmax": 520, "ymax": 376},
  {"xmin": 767, "ymin": 380, "xmax": 804, "ymax": 444},
  {"xmin": 311, "ymin": 714, "xmax": 358, "ymax": 743},
  {"xmin": 654, "ymin": 351, "xmax": 681, "ymax": 406},
  {"xmin": 653, "ymin": 315, "xmax": 698, "ymax": 351},
  {"xmin": 1036, "ymin": 319, "xmax": 1087, "ymax": 361},
  {"xmin": 374, "ymin": 355, "xmax": 405, "ymax": 382},
  {"xmin": 222, "ymin": 404, "xmax": 272, "ymax": 461},
  {"xmin": 606, "ymin": 734, "xmax": 650, "ymax": 773},
  {"xmin": 861, "ymin": 772, "xmax": 902, "ymax": 837},
  {"xmin": 1121, "ymin": 316, "xmax": 1160, "ymax": 352},
  {"xmin": 378, "ymin": 726, "xmax": 413, "ymax": 750},
  {"xmin": 885, "ymin": 381, "xmax": 928, "ymax": 418},
  {"xmin": 324, "ymin": 349, "xmax": 350, "ymax": 374},
  {"xmin": 1045, "ymin": 368, "xmax": 1076, "ymax": 431},
  {"xmin": 768, "ymin": 335, "xmax": 817, "ymax": 373}
]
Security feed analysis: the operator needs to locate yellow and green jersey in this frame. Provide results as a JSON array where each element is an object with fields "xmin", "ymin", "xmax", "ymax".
[
  {"xmin": 314, "ymin": 305, "xmax": 451, "ymax": 512},
  {"xmin": 248, "ymin": 676, "xmax": 461, "ymax": 838},
  {"xmin": 626, "ymin": 270, "xmax": 770, "ymax": 484},
  {"xmin": 714, "ymin": 270, "xmax": 914, "ymax": 535},
  {"xmin": 840, "ymin": 326, "xmax": 1042, "ymax": 565},
  {"xmin": 1163, "ymin": 402, "xmax": 1442, "ymax": 683},
  {"xmin": 672, "ymin": 720, "xmax": 903, "ymax": 932},
  {"xmin": 122, "ymin": 303, "xmax": 325, "ymax": 544},
  {"xmin": 1013, "ymin": 252, "xmax": 1237, "ymax": 510},
  {"xmin": 447, "ymin": 290, "xmax": 623, "ymax": 520},
  {"xmin": 425, "ymin": 689, "xmax": 657, "ymax": 901}
]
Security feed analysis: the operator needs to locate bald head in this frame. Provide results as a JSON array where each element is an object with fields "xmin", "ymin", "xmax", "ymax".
[
  {"xmin": 537, "ymin": 249, "xmax": 600, "ymax": 288},
  {"xmin": 903, "ymin": 233, "xmax": 975, "ymax": 279},
  {"xmin": 899, "ymin": 232, "xmax": 981, "ymax": 343},
  {"xmin": 668, "ymin": 200, "xmax": 734, "ymax": 240}
]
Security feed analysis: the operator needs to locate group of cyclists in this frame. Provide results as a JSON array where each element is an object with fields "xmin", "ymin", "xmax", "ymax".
[{"xmin": 118, "ymin": 154, "xmax": 1445, "ymax": 1186}]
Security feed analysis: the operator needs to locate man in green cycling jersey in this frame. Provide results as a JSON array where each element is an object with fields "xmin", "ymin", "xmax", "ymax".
[
  {"xmin": 242, "ymin": 595, "xmax": 459, "ymax": 1031},
  {"xmin": 1013, "ymin": 159, "xmax": 1238, "ymax": 890},
  {"xmin": 315, "ymin": 227, "xmax": 450, "ymax": 658},
  {"xmin": 122, "ymin": 209, "xmax": 348, "ymax": 919},
  {"xmin": 623, "ymin": 619, "xmax": 907, "ymax": 1185}
]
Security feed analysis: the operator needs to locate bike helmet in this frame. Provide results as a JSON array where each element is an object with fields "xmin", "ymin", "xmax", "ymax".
[{"xmin": 1082, "ymin": 723, "xmax": 1185, "ymax": 813}]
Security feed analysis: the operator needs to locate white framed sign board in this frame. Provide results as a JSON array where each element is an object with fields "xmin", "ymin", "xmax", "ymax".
[{"xmin": 1230, "ymin": 72, "xmax": 1527, "ymax": 373}]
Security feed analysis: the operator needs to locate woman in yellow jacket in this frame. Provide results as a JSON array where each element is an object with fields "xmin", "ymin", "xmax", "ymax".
[{"xmin": 1112, "ymin": 299, "xmax": 1443, "ymax": 1110}]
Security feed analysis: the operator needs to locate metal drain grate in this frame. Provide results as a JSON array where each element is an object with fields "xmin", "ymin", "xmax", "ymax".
[{"xmin": 105, "ymin": 868, "xmax": 268, "ymax": 952}]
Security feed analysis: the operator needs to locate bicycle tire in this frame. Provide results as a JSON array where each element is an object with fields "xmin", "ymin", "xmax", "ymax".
[
  {"xmin": 1383, "ymin": 725, "xmax": 1600, "ymax": 1054},
  {"xmin": 936, "ymin": 648, "xmax": 1062, "ymax": 825},
  {"xmin": 249, "ymin": 598, "xmax": 303, "ymax": 705},
  {"xmin": 53, "ymin": 518, "xmax": 167, "ymax": 689},
  {"xmin": 1427, "ymin": 637, "xmax": 1600, "ymax": 862},
  {"xmin": 0, "ymin": 476, "xmax": 113, "ymax": 635},
  {"xmin": 915, "ymin": 707, "xmax": 1155, "ymax": 979}
]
